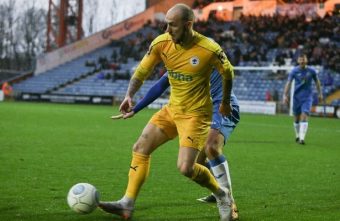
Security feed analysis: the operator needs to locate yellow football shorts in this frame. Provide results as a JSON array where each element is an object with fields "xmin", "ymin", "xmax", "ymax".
[{"xmin": 149, "ymin": 105, "xmax": 211, "ymax": 151}]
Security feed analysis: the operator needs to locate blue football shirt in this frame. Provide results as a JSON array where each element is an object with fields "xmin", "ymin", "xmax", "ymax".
[{"xmin": 288, "ymin": 66, "xmax": 318, "ymax": 101}]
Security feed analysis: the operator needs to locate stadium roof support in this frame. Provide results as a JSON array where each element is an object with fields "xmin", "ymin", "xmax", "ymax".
[{"xmin": 47, "ymin": 0, "xmax": 83, "ymax": 52}]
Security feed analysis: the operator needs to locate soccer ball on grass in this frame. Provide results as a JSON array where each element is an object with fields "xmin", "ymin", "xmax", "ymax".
[{"xmin": 67, "ymin": 183, "xmax": 100, "ymax": 214}]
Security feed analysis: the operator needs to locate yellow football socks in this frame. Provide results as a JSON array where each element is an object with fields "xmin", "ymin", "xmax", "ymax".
[
  {"xmin": 191, "ymin": 163, "xmax": 219, "ymax": 193},
  {"xmin": 125, "ymin": 152, "xmax": 151, "ymax": 199}
]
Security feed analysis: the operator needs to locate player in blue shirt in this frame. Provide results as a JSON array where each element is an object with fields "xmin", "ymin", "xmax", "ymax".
[
  {"xmin": 121, "ymin": 69, "xmax": 240, "ymax": 220},
  {"xmin": 283, "ymin": 54, "xmax": 323, "ymax": 145}
]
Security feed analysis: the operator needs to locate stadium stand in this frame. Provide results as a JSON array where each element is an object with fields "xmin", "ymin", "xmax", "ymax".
[
  {"xmin": 0, "ymin": 71, "xmax": 22, "ymax": 83},
  {"xmin": 12, "ymin": 3, "xmax": 340, "ymax": 107}
]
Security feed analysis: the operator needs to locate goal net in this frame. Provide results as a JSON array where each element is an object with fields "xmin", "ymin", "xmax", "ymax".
[{"xmin": 233, "ymin": 66, "xmax": 294, "ymax": 115}]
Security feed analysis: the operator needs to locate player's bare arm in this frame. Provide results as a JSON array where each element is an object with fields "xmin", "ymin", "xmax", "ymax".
[
  {"xmin": 315, "ymin": 79, "xmax": 323, "ymax": 102},
  {"xmin": 283, "ymin": 81, "xmax": 292, "ymax": 104},
  {"xmin": 220, "ymin": 79, "xmax": 232, "ymax": 116},
  {"xmin": 214, "ymin": 48, "xmax": 234, "ymax": 117},
  {"xmin": 126, "ymin": 78, "xmax": 143, "ymax": 98},
  {"xmin": 120, "ymin": 78, "xmax": 143, "ymax": 114}
]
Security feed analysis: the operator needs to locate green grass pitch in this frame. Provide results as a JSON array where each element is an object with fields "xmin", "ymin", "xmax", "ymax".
[{"xmin": 0, "ymin": 101, "xmax": 339, "ymax": 221}]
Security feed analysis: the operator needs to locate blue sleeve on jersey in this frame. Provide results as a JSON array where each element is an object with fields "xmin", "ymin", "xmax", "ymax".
[
  {"xmin": 132, "ymin": 73, "xmax": 170, "ymax": 114},
  {"xmin": 288, "ymin": 68, "xmax": 296, "ymax": 81},
  {"xmin": 311, "ymin": 68, "xmax": 318, "ymax": 81}
]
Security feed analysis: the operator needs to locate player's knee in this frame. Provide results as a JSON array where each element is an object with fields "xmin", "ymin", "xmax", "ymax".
[
  {"xmin": 177, "ymin": 163, "xmax": 194, "ymax": 177},
  {"xmin": 132, "ymin": 141, "xmax": 149, "ymax": 154},
  {"xmin": 132, "ymin": 142, "xmax": 141, "ymax": 152},
  {"xmin": 301, "ymin": 113, "xmax": 308, "ymax": 121}
]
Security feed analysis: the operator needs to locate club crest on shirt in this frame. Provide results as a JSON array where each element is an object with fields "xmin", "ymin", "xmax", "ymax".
[{"xmin": 190, "ymin": 56, "xmax": 200, "ymax": 66}]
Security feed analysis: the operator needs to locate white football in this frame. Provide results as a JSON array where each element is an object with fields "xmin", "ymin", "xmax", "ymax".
[{"xmin": 67, "ymin": 183, "xmax": 100, "ymax": 214}]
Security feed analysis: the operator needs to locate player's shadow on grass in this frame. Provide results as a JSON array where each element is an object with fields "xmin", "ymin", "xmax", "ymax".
[
  {"xmin": 131, "ymin": 215, "xmax": 218, "ymax": 221},
  {"xmin": 232, "ymin": 140, "xmax": 289, "ymax": 144},
  {"xmin": 0, "ymin": 206, "xmax": 19, "ymax": 213},
  {"xmin": 15, "ymin": 211, "xmax": 110, "ymax": 221},
  {"xmin": 137, "ymin": 200, "xmax": 191, "ymax": 210},
  {"xmin": 132, "ymin": 201, "xmax": 217, "ymax": 221}
]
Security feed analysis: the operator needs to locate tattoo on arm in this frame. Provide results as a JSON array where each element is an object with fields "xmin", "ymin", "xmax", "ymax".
[{"xmin": 127, "ymin": 78, "xmax": 143, "ymax": 98}]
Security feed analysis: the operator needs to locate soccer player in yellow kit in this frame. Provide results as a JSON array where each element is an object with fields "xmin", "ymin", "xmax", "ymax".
[{"xmin": 100, "ymin": 4, "xmax": 234, "ymax": 221}]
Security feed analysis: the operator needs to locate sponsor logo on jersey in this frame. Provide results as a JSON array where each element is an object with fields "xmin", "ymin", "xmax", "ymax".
[
  {"xmin": 168, "ymin": 70, "xmax": 193, "ymax": 82},
  {"xmin": 190, "ymin": 56, "xmax": 200, "ymax": 66},
  {"xmin": 218, "ymin": 50, "xmax": 228, "ymax": 64}
]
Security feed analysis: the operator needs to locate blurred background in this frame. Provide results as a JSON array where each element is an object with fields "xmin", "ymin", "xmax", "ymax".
[{"xmin": 0, "ymin": 0, "xmax": 339, "ymax": 117}]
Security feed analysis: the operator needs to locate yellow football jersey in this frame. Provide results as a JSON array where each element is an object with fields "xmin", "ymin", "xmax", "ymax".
[{"xmin": 132, "ymin": 31, "xmax": 234, "ymax": 115}]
